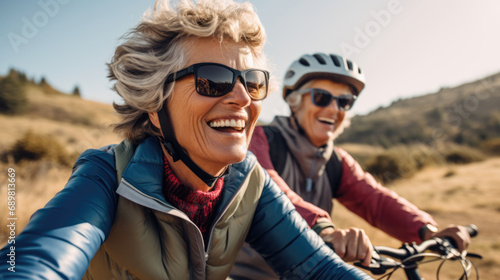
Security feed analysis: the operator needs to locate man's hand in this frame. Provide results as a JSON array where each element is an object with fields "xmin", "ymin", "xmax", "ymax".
[{"xmin": 319, "ymin": 227, "xmax": 373, "ymax": 266}]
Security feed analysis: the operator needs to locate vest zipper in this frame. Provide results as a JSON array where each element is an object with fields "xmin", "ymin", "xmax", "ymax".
[
  {"xmin": 121, "ymin": 175, "xmax": 250, "ymax": 277},
  {"xmin": 204, "ymin": 165, "xmax": 253, "ymax": 257},
  {"xmin": 306, "ymin": 150, "xmax": 322, "ymax": 192}
]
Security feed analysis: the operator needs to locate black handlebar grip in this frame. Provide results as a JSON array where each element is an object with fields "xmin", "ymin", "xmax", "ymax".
[{"xmin": 466, "ymin": 224, "xmax": 478, "ymax": 238}]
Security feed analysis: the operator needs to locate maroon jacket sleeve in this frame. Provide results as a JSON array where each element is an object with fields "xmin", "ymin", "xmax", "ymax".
[
  {"xmin": 335, "ymin": 147, "xmax": 437, "ymax": 243},
  {"xmin": 249, "ymin": 126, "xmax": 331, "ymax": 227}
]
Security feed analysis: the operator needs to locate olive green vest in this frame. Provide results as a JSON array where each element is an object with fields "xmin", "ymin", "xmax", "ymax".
[{"xmin": 83, "ymin": 140, "xmax": 266, "ymax": 280}]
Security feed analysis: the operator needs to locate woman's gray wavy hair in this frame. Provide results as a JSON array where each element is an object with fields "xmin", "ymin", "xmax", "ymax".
[{"xmin": 109, "ymin": 0, "xmax": 268, "ymax": 144}]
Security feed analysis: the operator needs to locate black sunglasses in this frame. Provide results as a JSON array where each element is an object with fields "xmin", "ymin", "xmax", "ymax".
[
  {"xmin": 164, "ymin": 62, "xmax": 269, "ymax": 100},
  {"xmin": 298, "ymin": 88, "xmax": 357, "ymax": 111}
]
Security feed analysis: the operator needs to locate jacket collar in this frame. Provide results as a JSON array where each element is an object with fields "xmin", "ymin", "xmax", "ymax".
[
  {"xmin": 121, "ymin": 136, "xmax": 166, "ymax": 203},
  {"xmin": 119, "ymin": 136, "xmax": 257, "ymax": 212}
]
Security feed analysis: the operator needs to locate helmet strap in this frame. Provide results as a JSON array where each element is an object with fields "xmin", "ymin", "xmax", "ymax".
[
  {"xmin": 290, "ymin": 112, "xmax": 307, "ymax": 136},
  {"xmin": 157, "ymin": 103, "xmax": 230, "ymax": 187}
]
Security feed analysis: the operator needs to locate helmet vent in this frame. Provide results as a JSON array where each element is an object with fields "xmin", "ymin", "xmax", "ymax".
[
  {"xmin": 330, "ymin": 55, "xmax": 341, "ymax": 67},
  {"xmin": 283, "ymin": 52, "xmax": 366, "ymax": 99},
  {"xmin": 346, "ymin": 60, "xmax": 354, "ymax": 70},
  {"xmin": 313, "ymin": 54, "xmax": 326, "ymax": 65},
  {"xmin": 299, "ymin": 58, "xmax": 310, "ymax": 66},
  {"xmin": 284, "ymin": 70, "xmax": 295, "ymax": 79}
]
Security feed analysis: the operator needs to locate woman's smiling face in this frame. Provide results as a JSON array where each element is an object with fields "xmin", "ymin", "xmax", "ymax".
[
  {"xmin": 293, "ymin": 79, "xmax": 352, "ymax": 147},
  {"xmin": 165, "ymin": 38, "xmax": 262, "ymax": 176}
]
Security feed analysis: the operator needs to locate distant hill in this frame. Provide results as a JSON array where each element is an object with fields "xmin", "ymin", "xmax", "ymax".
[
  {"xmin": 0, "ymin": 69, "xmax": 121, "ymax": 157},
  {"xmin": 337, "ymin": 72, "xmax": 500, "ymax": 148}
]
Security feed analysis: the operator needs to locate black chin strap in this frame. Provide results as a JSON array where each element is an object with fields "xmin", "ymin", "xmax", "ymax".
[
  {"xmin": 291, "ymin": 112, "xmax": 307, "ymax": 136},
  {"xmin": 157, "ymin": 104, "xmax": 230, "ymax": 187}
]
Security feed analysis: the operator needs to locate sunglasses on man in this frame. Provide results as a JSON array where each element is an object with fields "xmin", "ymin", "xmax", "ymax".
[
  {"xmin": 297, "ymin": 88, "xmax": 357, "ymax": 111},
  {"xmin": 165, "ymin": 62, "xmax": 269, "ymax": 100}
]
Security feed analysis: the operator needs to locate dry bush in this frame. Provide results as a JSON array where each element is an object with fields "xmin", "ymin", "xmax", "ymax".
[
  {"xmin": 364, "ymin": 143, "xmax": 487, "ymax": 184},
  {"xmin": 364, "ymin": 152, "xmax": 402, "ymax": 183},
  {"xmin": 481, "ymin": 138, "xmax": 500, "ymax": 155},
  {"xmin": 364, "ymin": 144, "xmax": 443, "ymax": 184},
  {"xmin": 8, "ymin": 130, "xmax": 78, "ymax": 166},
  {"xmin": 337, "ymin": 143, "xmax": 384, "ymax": 168},
  {"xmin": 441, "ymin": 144, "xmax": 486, "ymax": 164}
]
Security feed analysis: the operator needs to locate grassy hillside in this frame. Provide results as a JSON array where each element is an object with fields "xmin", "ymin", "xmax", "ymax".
[
  {"xmin": 0, "ymin": 70, "xmax": 121, "ymax": 157},
  {"xmin": 338, "ymin": 72, "xmax": 500, "ymax": 149}
]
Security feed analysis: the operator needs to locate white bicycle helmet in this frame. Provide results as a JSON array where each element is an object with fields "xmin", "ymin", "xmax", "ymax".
[{"xmin": 282, "ymin": 53, "xmax": 365, "ymax": 100}]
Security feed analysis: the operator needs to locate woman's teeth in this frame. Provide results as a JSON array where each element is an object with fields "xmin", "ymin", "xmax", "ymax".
[
  {"xmin": 209, "ymin": 119, "xmax": 246, "ymax": 131},
  {"xmin": 318, "ymin": 117, "xmax": 335, "ymax": 125}
]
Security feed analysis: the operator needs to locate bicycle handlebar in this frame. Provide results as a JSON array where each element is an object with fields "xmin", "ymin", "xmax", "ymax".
[
  {"xmin": 372, "ymin": 224, "xmax": 478, "ymax": 261},
  {"xmin": 354, "ymin": 224, "xmax": 481, "ymax": 277}
]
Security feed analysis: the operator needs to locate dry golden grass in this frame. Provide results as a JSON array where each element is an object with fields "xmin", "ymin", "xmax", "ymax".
[
  {"xmin": 0, "ymin": 86, "xmax": 121, "ymax": 244},
  {"xmin": 333, "ymin": 157, "xmax": 500, "ymax": 279},
  {"xmin": 0, "ymin": 161, "xmax": 73, "ymax": 242},
  {"xmin": 337, "ymin": 143, "xmax": 385, "ymax": 166},
  {"xmin": 0, "ymin": 85, "xmax": 120, "ymax": 156}
]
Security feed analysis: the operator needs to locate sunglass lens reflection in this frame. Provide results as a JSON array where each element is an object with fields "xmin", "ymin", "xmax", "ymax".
[
  {"xmin": 196, "ymin": 65, "xmax": 267, "ymax": 99},
  {"xmin": 338, "ymin": 97, "xmax": 354, "ymax": 110},
  {"xmin": 312, "ymin": 91, "xmax": 333, "ymax": 107},
  {"xmin": 196, "ymin": 65, "xmax": 233, "ymax": 96},
  {"xmin": 244, "ymin": 71, "xmax": 267, "ymax": 100}
]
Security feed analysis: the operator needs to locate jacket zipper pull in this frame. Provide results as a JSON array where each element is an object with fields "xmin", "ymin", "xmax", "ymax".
[{"xmin": 306, "ymin": 150, "xmax": 321, "ymax": 192}]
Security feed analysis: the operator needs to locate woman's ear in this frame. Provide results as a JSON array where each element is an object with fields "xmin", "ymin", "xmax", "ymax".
[
  {"xmin": 286, "ymin": 93, "xmax": 302, "ymax": 112},
  {"xmin": 148, "ymin": 112, "xmax": 161, "ymax": 129}
]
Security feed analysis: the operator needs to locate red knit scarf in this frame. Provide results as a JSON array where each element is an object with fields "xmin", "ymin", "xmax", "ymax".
[{"xmin": 162, "ymin": 155, "xmax": 224, "ymax": 245}]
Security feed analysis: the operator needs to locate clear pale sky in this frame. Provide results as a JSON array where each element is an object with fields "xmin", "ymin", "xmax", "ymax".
[{"xmin": 1, "ymin": 0, "xmax": 499, "ymax": 122}]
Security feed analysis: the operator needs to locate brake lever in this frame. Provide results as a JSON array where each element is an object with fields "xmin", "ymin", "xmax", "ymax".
[
  {"xmin": 354, "ymin": 261, "xmax": 385, "ymax": 275},
  {"xmin": 353, "ymin": 250, "xmax": 399, "ymax": 275},
  {"xmin": 466, "ymin": 252, "xmax": 483, "ymax": 259}
]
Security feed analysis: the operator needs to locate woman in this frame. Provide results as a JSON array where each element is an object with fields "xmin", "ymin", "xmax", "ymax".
[
  {"xmin": 231, "ymin": 52, "xmax": 471, "ymax": 279},
  {"xmin": 0, "ymin": 1, "xmax": 372, "ymax": 279}
]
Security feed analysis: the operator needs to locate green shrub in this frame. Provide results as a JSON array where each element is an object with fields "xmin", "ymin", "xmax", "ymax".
[
  {"xmin": 72, "ymin": 85, "xmax": 81, "ymax": 97},
  {"xmin": 10, "ymin": 131, "xmax": 75, "ymax": 166},
  {"xmin": 0, "ymin": 75, "xmax": 28, "ymax": 115}
]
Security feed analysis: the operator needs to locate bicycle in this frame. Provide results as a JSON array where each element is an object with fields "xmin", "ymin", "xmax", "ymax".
[{"xmin": 353, "ymin": 225, "xmax": 482, "ymax": 280}]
